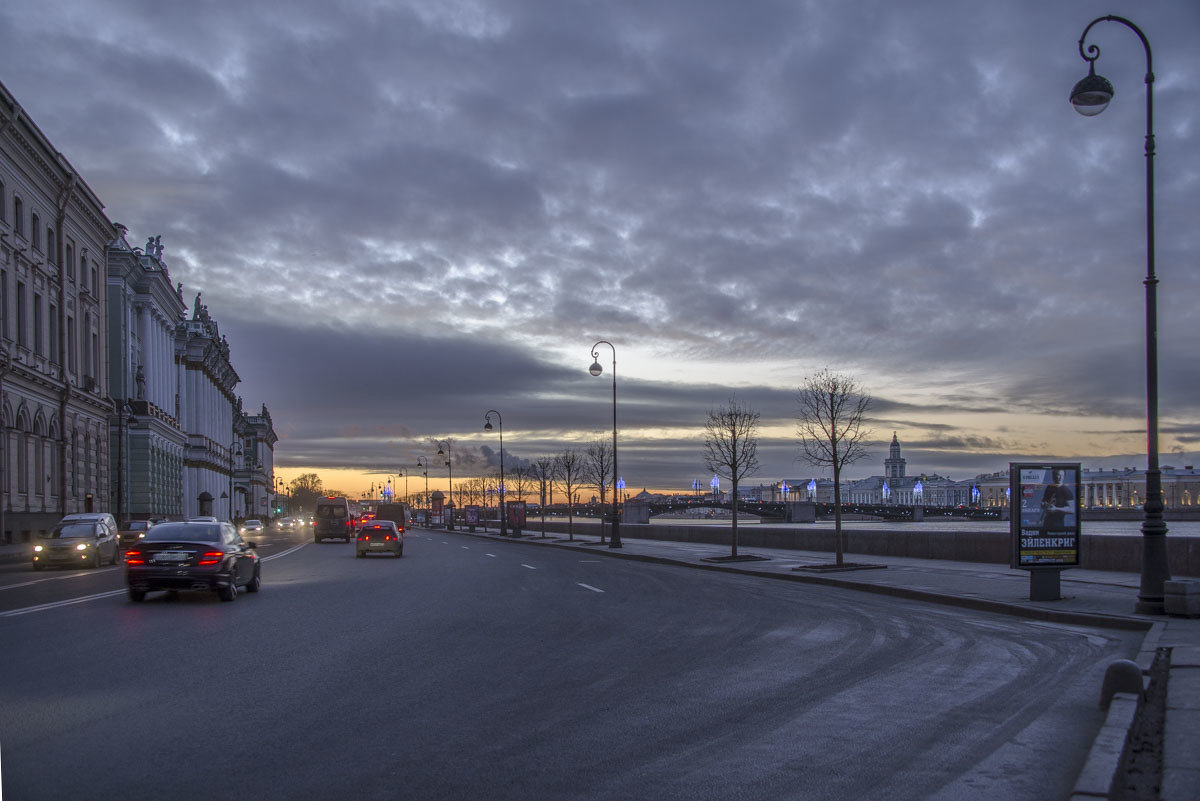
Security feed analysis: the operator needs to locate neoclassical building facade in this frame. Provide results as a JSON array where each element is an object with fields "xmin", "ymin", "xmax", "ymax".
[{"xmin": 1, "ymin": 79, "xmax": 115, "ymax": 543}]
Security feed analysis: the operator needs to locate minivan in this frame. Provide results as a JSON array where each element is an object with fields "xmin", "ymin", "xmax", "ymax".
[{"xmin": 314, "ymin": 497, "xmax": 354, "ymax": 543}]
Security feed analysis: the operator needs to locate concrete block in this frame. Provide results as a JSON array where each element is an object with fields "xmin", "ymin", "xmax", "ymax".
[
  {"xmin": 1164, "ymin": 580, "xmax": 1200, "ymax": 617},
  {"xmin": 1171, "ymin": 647, "xmax": 1200, "ymax": 669},
  {"xmin": 1072, "ymin": 693, "xmax": 1138, "ymax": 797}
]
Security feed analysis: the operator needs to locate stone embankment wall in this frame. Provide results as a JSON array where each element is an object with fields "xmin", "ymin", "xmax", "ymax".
[{"xmin": 517, "ymin": 519, "xmax": 1200, "ymax": 577}]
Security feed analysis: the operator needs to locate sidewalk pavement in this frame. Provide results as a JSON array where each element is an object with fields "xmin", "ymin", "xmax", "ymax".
[
  {"xmin": 4, "ymin": 529, "xmax": 1197, "ymax": 799},
  {"xmin": 439, "ymin": 525, "xmax": 1200, "ymax": 801}
]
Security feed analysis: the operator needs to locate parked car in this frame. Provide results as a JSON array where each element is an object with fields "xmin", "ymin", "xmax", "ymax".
[
  {"xmin": 117, "ymin": 520, "xmax": 156, "ymax": 549},
  {"xmin": 314, "ymin": 497, "xmax": 354, "ymax": 543},
  {"xmin": 240, "ymin": 519, "xmax": 265, "ymax": 535},
  {"xmin": 33, "ymin": 520, "xmax": 121, "ymax": 569},
  {"xmin": 355, "ymin": 520, "xmax": 404, "ymax": 558},
  {"xmin": 190, "ymin": 516, "xmax": 219, "ymax": 522},
  {"xmin": 124, "ymin": 520, "xmax": 261, "ymax": 602}
]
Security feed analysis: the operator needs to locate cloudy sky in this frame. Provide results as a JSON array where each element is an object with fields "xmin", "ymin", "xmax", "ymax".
[{"xmin": 3, "ymin": 0, "xmax": 1197, "ymax": 496}]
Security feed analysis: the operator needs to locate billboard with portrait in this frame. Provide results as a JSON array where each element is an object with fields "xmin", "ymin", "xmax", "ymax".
[{"xmin": 1009, "ymin": 463, "xmax": 1082, "ymax": 569}]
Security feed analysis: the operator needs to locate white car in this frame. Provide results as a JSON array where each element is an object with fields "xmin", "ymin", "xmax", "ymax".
[{"xmin": 240, "ymin": 519, "xmax": 265, "ymax": 535}]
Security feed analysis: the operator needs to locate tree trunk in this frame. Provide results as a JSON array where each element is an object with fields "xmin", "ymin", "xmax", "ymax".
[
  {"xmin": 832, "ymin": 464, "xmax": 844, "ymax": 565},
  {"xmin": 731, "ymin": 477, "xmax": 739, "ymax": 557}
]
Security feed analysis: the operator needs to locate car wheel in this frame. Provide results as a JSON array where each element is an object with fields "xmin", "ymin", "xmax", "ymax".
[
  {"xmin": 313, "ymin": 536, "xmax": 321, "ymax": 544},
  {"xmin": 397, "ymin": 545, "xmax": 403, "ymax": 558},
  {"xmin": 356, "ymin": 550, "xmax": 365, "ymax": 558},
  {"xmin": 129, "ymin": 588, "xmax": 146, "ymax": 602},
  {"xmin": 245, "ymin": 566, "xmax": 261, "ymax": 593},
  {"xmin": 218, "ymin": 573, "xmax": 238, "ymax": 602}
]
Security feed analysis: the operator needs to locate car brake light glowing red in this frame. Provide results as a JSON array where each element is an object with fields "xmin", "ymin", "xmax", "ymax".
[
  {"xmin": 197, "ymin": 551, "xmax": 225, "ymax": 566},
  {"xmin": 125, "ymin": 550, "xmax": 145, "ymax": 565}
]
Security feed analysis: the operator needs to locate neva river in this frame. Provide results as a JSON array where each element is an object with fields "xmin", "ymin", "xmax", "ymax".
[{"xmin": 642, "ymin": 517, "xmax": 1200, "ymax": 537}]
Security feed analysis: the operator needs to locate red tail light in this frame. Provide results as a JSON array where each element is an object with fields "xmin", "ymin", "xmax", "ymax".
[
  {"xmin": 197, "ymin": 551, "xmax": 225, "ymax": 566},
  {"xmin": 384, "ymin": 535, "xmax": 392, "ymax": 541},
  {"xmin": 125, "ymin": 550, "xmax": 145, "ymax": 565}
]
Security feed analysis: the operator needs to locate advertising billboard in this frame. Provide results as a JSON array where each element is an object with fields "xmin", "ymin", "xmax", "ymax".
[{"xmin": 1010, "ymin": 463, "xmax": 1081, "ymax": 569}]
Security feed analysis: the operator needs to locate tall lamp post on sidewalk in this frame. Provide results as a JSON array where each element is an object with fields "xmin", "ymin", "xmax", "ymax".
[
  {"xmin": 588, "ymin": 341, "xmax": 621, "ymax": 548},
  {"xmin": 483, "ymin": 410, "xmax": 507, "ymax": 537},
  {"xmin": 228, "ymin": 437, "xmax": 242, "ymax": 523},
  {"xmin": 437, "ymin": 440, "xmax": 455, "ymax": 530},
  {"xmin": 416, "ymin": 458, "xmax": 429, "ymax": 521},
  {"xmin": 1070, "ymin": 15, "xmax": 1170, "ymax": 614}
]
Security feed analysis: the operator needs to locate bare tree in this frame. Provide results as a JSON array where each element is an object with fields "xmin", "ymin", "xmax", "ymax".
[
  {"xmin": 555, "ymin": 448, "xmax": 585, "ymax": 541},
  {"xmin": 702, "ymin": 397, "xmax": 761, "ymax": 557},
  {"xmin": 796, "ymin": 369, "xmax": 873, "ymax": 566},
  {"xmin": 531, "ymin": 456, "xmax": 557, "ymax": 538},
  {"xmin": 584, "ymin": 437, "xmax": 614, "ymax": 543}
]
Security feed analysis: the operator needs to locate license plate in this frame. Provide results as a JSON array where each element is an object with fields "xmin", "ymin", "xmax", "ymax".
[
  {"xmin": 370, "ymin": 542, "xmax": 387, "ymax": 547},
  {"xmin": 155, "ymin": 552, "xmax": 189, "ymax": 562}
]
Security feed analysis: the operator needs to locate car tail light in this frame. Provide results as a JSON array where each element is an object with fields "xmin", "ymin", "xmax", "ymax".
[
  {"xmin": 125, "ymin": 550, "xmax": 145, "ymax": 565},
  {"xmin": 384, "ymin": 535, "xmax": 392, "ymax": 541},
  {"xmin": 197, "ymin": 551, "xmax": 225, "ymax": 566}
]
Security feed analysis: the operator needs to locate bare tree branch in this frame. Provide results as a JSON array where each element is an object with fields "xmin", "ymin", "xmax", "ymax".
[
  {"xmin": 796, "ymin": 369, "xmax": 873, "ymax": 565},
  {"xmin": 702, "ymin": 396, "xmax": 761, "ymax": 557}
]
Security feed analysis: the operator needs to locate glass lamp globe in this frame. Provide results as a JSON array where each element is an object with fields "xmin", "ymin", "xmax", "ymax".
[
  {"xmin": 1070, "ymin": 69, "xmax": 1114, "ymax": 117},
  {"xmin": 589, "ymin": 360, "xmax": 603, "ymax": 376}
]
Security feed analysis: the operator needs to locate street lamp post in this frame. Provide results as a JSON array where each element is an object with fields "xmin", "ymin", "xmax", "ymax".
[
  {"xmin": 228, "ymin": 437, "xmax": 242, "ymax": 523},
  {"xmin": 416, "ymin": 457, "xmax": 429, "ymax": 524},
  {"xmin": 401, "ymin": 469, "xmax": 408, "ymax": 506},
  {"xmin": 588, "ymin": 341, "xmax": 621, "ymax": 548},
  {"xmin": 437, "ymin": 440, "xmax": 454, "ymax": 530},
  {"xmin": 483, "ymin": 411, "xmax": 507, "ymax": 537},
  {"xmin": 1071, "ymin": 15, "xmax": 1170, "ymax": 614}
]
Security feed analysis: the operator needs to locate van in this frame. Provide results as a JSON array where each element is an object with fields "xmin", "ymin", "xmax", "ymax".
[{"xmin": 314, "ymin": 497, "xmax": 354, "ymax": 543}]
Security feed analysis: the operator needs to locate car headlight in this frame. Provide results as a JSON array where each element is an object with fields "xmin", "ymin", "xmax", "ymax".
[
  {"xmin": 34, "ymin": 544, "xmax": 43, "ymax": 552},
  {"xmin": 139, "ymin": 532, "xmax": 146, "ymax": 539},
  {"xmin": 76, "ymin": 543, "xmax": 89, "ymax": 550}
]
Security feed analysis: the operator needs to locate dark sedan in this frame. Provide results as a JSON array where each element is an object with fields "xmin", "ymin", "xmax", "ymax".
[{"xmin": 124, "ymin": 521, "xmax": 261, "ymax": 602}]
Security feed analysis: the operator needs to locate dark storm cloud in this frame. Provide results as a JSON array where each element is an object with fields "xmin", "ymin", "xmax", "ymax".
[{"xmin": 3, "ymin": 0, "xmax": 1198, "ymax": 488}]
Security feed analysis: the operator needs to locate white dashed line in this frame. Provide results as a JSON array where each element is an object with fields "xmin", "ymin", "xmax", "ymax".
[
  {"xmin": 577, "ymin": 583, "xmax": 604, "ymax": 593},
  {"xmin": 461, "ymin": 546, "xmax": 470, "ymax": 550},
  {"xmin": 521, "ymin": 564, "xmax": 537, "ymax": 570},
  {"xmin": 486, "ymin": 553, "xmax": 497, "ymax": 558}
]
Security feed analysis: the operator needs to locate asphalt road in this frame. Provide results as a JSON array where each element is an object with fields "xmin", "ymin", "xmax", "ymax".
[{"xmin": 0, "ymin": 528, "xmax": 1142, "ymax": 801}]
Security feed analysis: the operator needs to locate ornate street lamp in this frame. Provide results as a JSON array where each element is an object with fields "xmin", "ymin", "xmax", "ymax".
[
  {"xmin": 416, "ymin": 458, "xmax": 429, "ymax": 522},
  {"xmin": 228, "ymin": 437, "xmax": 242, "ymax": 522},
  {"xmin": 437, "ymin": 440, "xmax": 455, "ymax": 530},
  {"xmin": 1071, "ymin": 15, "xmax": 1169, "ymax": 614},
  {"xmin": 483, "ymin": 411, "xmax": 507, "ymax": 536},
  {"xmin": 588, "ymin": 341, "xmax": 621, "ymax": 548}
]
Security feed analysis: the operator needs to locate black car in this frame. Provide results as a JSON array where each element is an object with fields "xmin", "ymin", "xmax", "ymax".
[{"xmin": 124, "ymin": 521, "xmax": 261, "ymax": 602}]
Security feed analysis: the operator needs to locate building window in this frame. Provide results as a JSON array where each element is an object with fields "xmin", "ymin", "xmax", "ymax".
[
  {"xmin": 0, "ymin": 270, "xmax": 7, "ymax": 340},
  {"xmin": 65, "ymin": 241, "xmax": 75, "ymax": 280},
  {"xmin": 16, "ymin": 281, "xmax": 26, "ymax": 348},
  {"xmin": 46, "ymin": 228, "xmax": 55, "ymax": 265},
  {"xmin": 67, "ymin": 315, "xmax": 75, "ymax": 372},
  {"xmin": 49, "ymin": 305, "xmax": 58, "ymax": 357},
  {"xmin": 33, "ymin": 293, "xmax": 43, "ymax": 355},
  {"xmin": 31, "ymin": 213, "xmax": 40, "ymax": 250},
  {"xmin": 90, "ymin": 265, "xmax": 98, "ymax": 294},
  {"xmin": 13, "ymin": 197, "xmax": 23, "ymax": 237},
  {"xmin": 0, "ymin": 179, "xmax": 5, "ymax": 222}
]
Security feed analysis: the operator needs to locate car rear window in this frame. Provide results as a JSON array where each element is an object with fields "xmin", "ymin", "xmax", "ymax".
[
  {"xmin": 143, "ymin": 523, "xmax": 222, "ymax": 542},
  {"xmin": 122, "ymin": 521, "xmax": 150, "ymax": 532},
  {"xmin": 316, "ymin": 506, "xmax": 347, "ymax": 518}
]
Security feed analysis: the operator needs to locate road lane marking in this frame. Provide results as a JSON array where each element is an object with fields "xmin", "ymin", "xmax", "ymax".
[
  {"xmin": 261, "ymin": 542, "xmax": 308, "ymax": 562},
  {"xmin": 521, "ymin": 564, "xmax": 537, "ymax": 570},
  {"xmin": 461, "ymin": 546, "xmax": 470, "ymax": 550},
  {"xmin": 486, "ymin": 554, "xmax": 497, "ymax": 558},
  {"xmin": 1, "ymin": 589, "xmax": 127, "ymax": 617},
  {"xmin": 577, "ymin": 583, "xmax": 604, "ymax": 593},
  {"xmin": 0, "ymin": 569, "xmax": 118, "ymax": 591},
  {"xmin": 579, "ymin": 560, "xmax": 601, "ymax": 563}
]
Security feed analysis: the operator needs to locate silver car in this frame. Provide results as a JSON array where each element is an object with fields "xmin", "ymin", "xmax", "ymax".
[
  {"xmin": 33, "ymin": 521, "xmax": 121, "ymax": 569},
  {"xmin": 355, "ymin": 520, "xmax": 404, "ymax": 558}
]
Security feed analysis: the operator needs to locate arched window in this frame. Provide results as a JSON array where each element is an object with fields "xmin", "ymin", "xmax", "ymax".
[
  {"xmin": 31, "ymin": 212, "xmax": 40, "ymax": 250},
  {"xmin": 13, "ymin": 197, "xmax": 23, "ymax": 237},
  {"xmin": 46, "ymin": 228, "xmax": 55, "ymax": 265}
]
